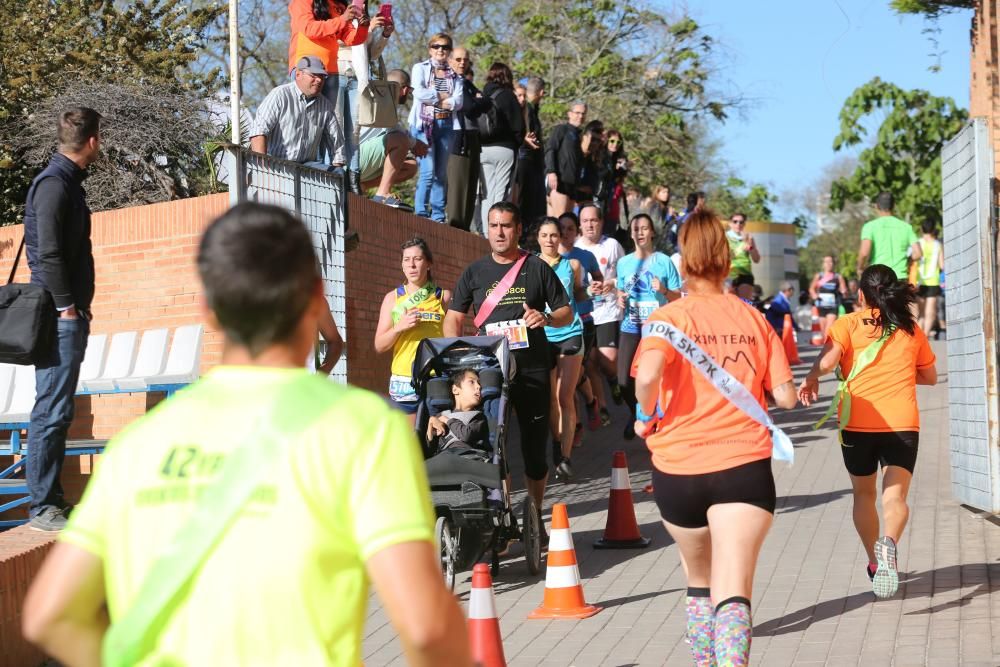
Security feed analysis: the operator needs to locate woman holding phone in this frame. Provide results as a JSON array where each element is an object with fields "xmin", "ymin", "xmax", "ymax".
[
  {"xmin": 330, "ymin": 1, "xmax": 395, "ymax": 190},
  {"xmin": 287, "ymin": 1, "xmax": 369, "ymax": 90}
]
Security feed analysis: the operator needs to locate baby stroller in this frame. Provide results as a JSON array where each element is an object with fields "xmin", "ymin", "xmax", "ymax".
[{"xmin": 411, "ymin": 335, "xmax": 543, "ymax": 590}]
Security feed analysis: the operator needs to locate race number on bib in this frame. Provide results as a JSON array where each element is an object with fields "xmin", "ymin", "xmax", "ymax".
[
  {"xmin": 628, "ymin": 300, "xmax": 659, "ymax": 326},
  {"xmin": 818, "ymin": 293, "xmax": 837, "ymax": 309},
  {"xmin": 485, "ymin": 319, "xmax": 530, "ymax": 349}
]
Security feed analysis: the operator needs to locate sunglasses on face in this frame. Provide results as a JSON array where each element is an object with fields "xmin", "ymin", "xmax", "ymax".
[
  {"xmin": 430, "ymin": 44, "xmax": 452, "ymax": 51},
  {"xmin": 731, "ymin": 219, "xmax": 746, "ymax": 225}
]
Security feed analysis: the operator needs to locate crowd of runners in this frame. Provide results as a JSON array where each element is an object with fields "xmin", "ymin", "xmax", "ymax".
[{"xmin": 14, "ymin": 1, "xmax": 948, "ymax": 665}]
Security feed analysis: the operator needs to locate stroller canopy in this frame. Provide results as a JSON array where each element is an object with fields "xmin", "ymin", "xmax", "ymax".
[{"xmin": 411, "ymin": 336, "xmax": 514, "ymax": 395}]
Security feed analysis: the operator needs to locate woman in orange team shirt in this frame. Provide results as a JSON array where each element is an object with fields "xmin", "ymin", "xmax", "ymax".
[
  {"xmin": 632, "ymin": 210, "xmax": 797, "ymax": 667},
  {"xmin": 288, "ymin": 1, "xmax": 368, "ymax": 78},
  {"xmin": 799, "ymin": 264, "xmax": 937, "ymax": 600}
]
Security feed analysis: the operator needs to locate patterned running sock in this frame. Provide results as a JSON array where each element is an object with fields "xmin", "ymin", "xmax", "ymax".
[
  {"xmin": 713, "ymin": 596, "xmax": 752, "ymax": 667},
  {"xmin": 685, "ymin": 587, "xmax": 715, "ymax": 666}
]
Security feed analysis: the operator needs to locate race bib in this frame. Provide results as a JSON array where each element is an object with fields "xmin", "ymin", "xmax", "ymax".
[
  {"xmin": 818, "ymin": 293, "xmax": 837, "ymax": 309},
  {"xmin": 485, "ymin": 319, "xmax": 530, "ymax": 349},
  {"xmin": 388, "ymin": 374, "xmax": 418, "ymax": 403},
  {"xmin": 628, "ymin": 300, "xmax": 659, "ymax": 325}
]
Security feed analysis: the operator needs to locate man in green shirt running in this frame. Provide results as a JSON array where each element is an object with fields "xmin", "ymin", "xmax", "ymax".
[
  {"xmin": 23, "ymin": 203, "xmax": 472, "ymax": 667},
  {"xmin": 856, "ymin": 191, "xmax": 921, "ymax": 280}
]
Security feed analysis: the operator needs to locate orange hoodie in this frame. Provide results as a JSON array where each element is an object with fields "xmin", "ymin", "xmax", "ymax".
[{"xmin": 287, "ymin": 0, "xmax": 369, "ymax": 74}]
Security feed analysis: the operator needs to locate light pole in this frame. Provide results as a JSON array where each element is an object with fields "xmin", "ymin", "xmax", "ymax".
[{"xmin": 229, "ymin": 0, "xmax": 240, "ymax": 145}]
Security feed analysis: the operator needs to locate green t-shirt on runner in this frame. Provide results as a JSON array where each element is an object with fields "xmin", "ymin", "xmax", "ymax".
[
  {"xmin": 61, "ymin": 366, "xmax": 435, "ymax": 666},
  {"xmin": 860, "ymin": 215, "xmax": 918, "ymax": 279}
]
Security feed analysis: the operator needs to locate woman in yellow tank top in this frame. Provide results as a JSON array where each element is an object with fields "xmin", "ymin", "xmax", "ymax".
[
  {"xmin": 916, "ymin": 221, "xmax": 944, "ymax": 335},
  {"xmin": 374, "ymin": 238, "xmax": 450, "ymax": 420}
]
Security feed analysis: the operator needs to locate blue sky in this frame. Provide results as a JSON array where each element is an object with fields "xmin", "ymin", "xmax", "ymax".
[{"xmin": 687, "ymin": 0, "xmax": 972, "ymax": 219}]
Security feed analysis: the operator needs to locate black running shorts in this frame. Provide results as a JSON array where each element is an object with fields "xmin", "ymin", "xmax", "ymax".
[
  {"xmin": 652, "ymin": 458, "xmax": 776, "ymax": 529},
  {"xmin": 582, "ymin": 319, "xmax": 596, "ymax": 357},
  {"xmin": 918, "ymin": 285, "xmax": 942, "ymax": 298},
  {"xmin": 840, "ymin": 430, "xmax": 919, "ymax": 476},
  {"xmin": 595, "ymin": 321, "xmax": 619, "ymax": 349}
]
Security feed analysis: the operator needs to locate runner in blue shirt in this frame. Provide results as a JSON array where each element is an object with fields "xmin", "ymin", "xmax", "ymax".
[{"xmin": 616, "ymin": 212, "xmax": 681, "ymax": 439}]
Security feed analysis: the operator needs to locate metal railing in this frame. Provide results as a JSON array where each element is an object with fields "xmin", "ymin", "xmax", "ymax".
[{"xmin": 225, "ymin": 146, "xmax": 348, "ymax": 384}]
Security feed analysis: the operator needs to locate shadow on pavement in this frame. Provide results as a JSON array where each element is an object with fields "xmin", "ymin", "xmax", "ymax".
[
  {"xmin": 597, "ymin": 587, "xmax": 684, "ymax": 610},
  {"xmin": 775, "ymin": 488, "xmax": 851, "ymax": 514},
  {"xmin": 754, "ymin": 562, "xmax": 1000, "ymax": 636}
]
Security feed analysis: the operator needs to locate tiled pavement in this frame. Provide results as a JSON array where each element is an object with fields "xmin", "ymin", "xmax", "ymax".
[{"xmin": 362, "ymin": 341, "xmax": 1000, "ymax": 666}]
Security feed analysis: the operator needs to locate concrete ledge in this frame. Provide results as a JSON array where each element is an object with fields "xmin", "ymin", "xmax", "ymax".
[{"xmin": 0, "ymin": 526, "xmax": 56, "ymax": 667}]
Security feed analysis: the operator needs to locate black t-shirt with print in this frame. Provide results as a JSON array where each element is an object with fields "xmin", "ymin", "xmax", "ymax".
[{"xmin": 451, "ymin": 253, "xmax": 569, "ymax": 373}]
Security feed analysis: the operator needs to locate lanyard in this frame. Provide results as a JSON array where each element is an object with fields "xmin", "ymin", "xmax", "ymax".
[
  {"xmin": 814, "ymin": 327, "xmax": 895, "ymax": 443},
  {"xmin": 641, "ymin": 320, "xmax": 794, "ymax": 463},
  {"xmin": 391, "ymin": 281, "xmax": 437, "ymax": 323}
]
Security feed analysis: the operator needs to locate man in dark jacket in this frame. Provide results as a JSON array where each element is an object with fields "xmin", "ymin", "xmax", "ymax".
[
  {"xmin": 22, "ymin": 107, "xmax": 101, "ymax": 531},
  {"xmin": 544, "ymin": 101, "xmax": 586, "ymax": 216},
  {"xmin": 515, "ymin": 76, "xmax": 546, "ymax": 225},
  {"xmin": 445, "ymin": 47, "xmax": 489, "ymax": 231}
]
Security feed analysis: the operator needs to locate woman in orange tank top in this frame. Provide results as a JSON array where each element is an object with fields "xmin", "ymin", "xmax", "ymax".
[
  {"xmin": 632, "ymin": 210, "xmax": 798, "ymax": 667},
  {"xmin": 799, "ymin": 264, "xmax": 937, "ymax": 600}
]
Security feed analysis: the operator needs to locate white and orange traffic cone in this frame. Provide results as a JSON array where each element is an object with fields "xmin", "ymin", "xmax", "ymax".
[
  {"xmin": 468, "ymin": 563, "xmax": 507, "ymax": 667},
  {"xmin": 810, "ymin": 306, "xmax": 824, "ymax": 346},
  {"xmin": 528, "ymin": 503, "xmax": 602, "ymax": 619},
  {"xmin": 594, "ymin": 451, "xmax": 651, "ymax": 549},
  {"xmin": 782, "ymin": 314, "xmax": 802, "ymax": 365}
]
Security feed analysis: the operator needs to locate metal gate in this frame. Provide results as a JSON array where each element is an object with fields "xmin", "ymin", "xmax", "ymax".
[
  {"xmin": 225, "ymin": 147, "xmax": 348, "ymax": 384},
  {"xmin": 941, "ymin": 118, "xmax": 1000, "ymax": 512}
]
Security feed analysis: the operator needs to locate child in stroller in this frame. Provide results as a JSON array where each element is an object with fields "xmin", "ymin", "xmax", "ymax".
[{"xmin": 426, "ymin": 368, "xmax": 491, "ymax": 457}]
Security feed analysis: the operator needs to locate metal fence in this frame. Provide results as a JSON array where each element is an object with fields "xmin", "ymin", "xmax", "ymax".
[
  {"xmin": 941, "ymin": 118, "xmax": 1000, "ymax": 512},
  {"xmin": 225, "ymin": 146, "xmax": 348, "ymax": 384}
]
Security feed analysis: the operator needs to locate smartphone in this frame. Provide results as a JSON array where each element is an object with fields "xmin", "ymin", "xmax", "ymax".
[{"xmin": 378, "ymin": 3, "xmax": 392, "ymax": 19}]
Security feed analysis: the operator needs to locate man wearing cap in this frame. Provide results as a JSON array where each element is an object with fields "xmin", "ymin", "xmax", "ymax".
[{"xmin": 250, "ymin": 56, "xmax": 346, "ymax": 171}]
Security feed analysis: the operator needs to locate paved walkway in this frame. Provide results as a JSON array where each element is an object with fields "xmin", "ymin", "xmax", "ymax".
[{"xmin": 362, "ymin": 341, "xmax": 999, "ymax": 666}]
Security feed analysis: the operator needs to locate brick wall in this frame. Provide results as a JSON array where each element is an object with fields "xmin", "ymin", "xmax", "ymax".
[
  {"xmin": 0, "ymin": 193, "xmax": 488, "ymax": 664},
  {"xmin": 971, "ymin": 2, "xmax": 1000, "ymax": 174},
  {"xmin": 345, "ymin": 194, "xmax": 489, "ymax": 392}
]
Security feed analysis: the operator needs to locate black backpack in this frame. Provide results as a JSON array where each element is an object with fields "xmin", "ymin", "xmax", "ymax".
[{"xmin": 477, "ymin": 89, "xmax": 509, "ymax": 143}]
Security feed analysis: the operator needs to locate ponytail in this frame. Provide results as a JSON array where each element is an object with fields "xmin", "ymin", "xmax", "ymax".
[{"xmin": 859, "ymin": 264, "xmax": 917, "ymax": 336}]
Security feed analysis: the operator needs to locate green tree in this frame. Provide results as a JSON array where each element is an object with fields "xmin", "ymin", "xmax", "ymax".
[
  {"xmin": 890, "ymin": 0, "xmax": 975, "ymax": 17},
  {"xmin": 365, "ymin": 0, "xmax": 740, "ymax": 193},
  {"xmin": 0, "ymin": 0, "xmax": 223, "ymax": 223},
  {"xmin": 709, "ymin": 177, "xmax": 777, "ymax": 221},
  {"xmin": 829, "ymin": 77, "xmax": 967, "ymax": 231}
]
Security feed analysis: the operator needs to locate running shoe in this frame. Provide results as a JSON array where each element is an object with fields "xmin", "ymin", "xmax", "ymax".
[
  {"xmin": 573, "ymin": 423, "xmax": 583, "ymax": 448},
  {"xmin": 585, "ymin": 399, "xmax": 601, "ymax": 431},
  {"xmin": 872, "ymin": 536, "xmax": 899, "ymax": 598},
  {"xmin": 866, "ymin": 563, "xmax": 877, "ymax": 581},
  {"xmin": 556, "ymin": 457, "xmax": 574, "ymax": 481},
  {"xmin": 600, "ymin": 407, "xmax": 612, "ymax": 427},
  {"xmin": 623, "ymin": 421, "xmax": 635, "ymax": 441},
  {"xmin": 609, "ymin": 380, "xmax": 624, "ymax": 405}
]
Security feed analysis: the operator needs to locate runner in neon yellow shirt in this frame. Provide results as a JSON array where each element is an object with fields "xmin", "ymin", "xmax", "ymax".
[{"xmin": 23, "ymin": 203, "xmax": 472, "ymax": 667}]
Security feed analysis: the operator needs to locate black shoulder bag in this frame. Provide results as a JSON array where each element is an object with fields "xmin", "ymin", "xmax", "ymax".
[{"xmin": 0, "ymin": 237, "xmax": 56, "ymax": 364}]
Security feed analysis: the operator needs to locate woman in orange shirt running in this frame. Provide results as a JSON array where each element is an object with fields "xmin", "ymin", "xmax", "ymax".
[
  {"xmin": 632, "ymin": 210, "xmax": 797, "ymax": 667},
  {"xmin": 799, "ymin": 264, "xmax": 937, "ymax": 599}
]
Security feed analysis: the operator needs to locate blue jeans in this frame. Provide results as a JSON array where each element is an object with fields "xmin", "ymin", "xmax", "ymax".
[
  {"xmin": 413, "ymin": 119, "xmax": 453, "ymax": 222},
  {"xmin": 322, "ymin": 74, "xmax": 359, "ymax": 172},
  {"xmin": 28, "ymin": 316, "xmax": 89, "ymax": 517}
]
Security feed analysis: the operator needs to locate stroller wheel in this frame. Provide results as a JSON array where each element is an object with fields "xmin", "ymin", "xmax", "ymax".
[
  {"xmin": 435, "ymin": 516, "xmax": 458, "ymax": 592},
  {"xmin": 522, "ymin": 497, "xmax": 542, "ymax": 576}
]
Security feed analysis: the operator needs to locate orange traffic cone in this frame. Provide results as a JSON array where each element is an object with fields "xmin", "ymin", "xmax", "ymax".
[
  {"xmin": 594, "ymin": 451, "xmax": 651, "ymax": 549},
  {"xmin": 468, "ymin": 563, "xmax": 507, "ymax": 667},
  {"xmin": 528, "ymin": 504, "xmax": 602, "ymax": 619},
  {"xmin": 810, "ymin": 306, "xmax": 824, "ymax": 346},
  {"xmin": 782, "ymin": 314, "xmax": 801, "ymax": 365}
]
